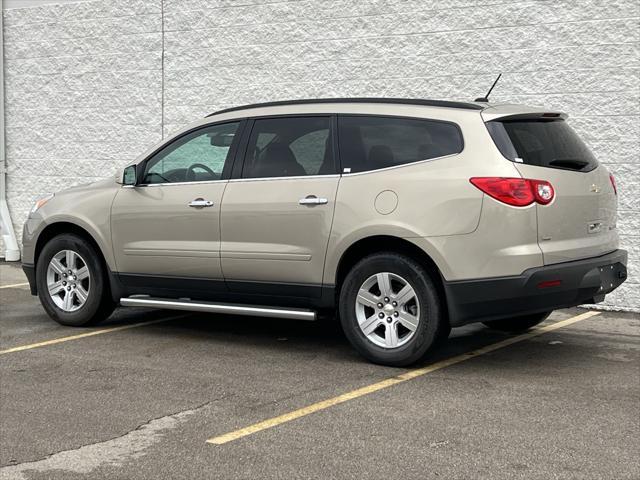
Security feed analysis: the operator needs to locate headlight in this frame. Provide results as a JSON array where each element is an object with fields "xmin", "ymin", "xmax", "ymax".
[{"xmin": 30, "ymin": 193, "xmax": 54, "ymax": 215}]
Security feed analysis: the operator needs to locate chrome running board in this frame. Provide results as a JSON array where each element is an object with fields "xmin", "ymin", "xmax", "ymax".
[{"xmin": 120, "ymin": 296, "xmax": 316, "ymax": 321}]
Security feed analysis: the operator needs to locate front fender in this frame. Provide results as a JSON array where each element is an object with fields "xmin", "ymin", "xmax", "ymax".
[{"xmin": 26, "ymin": 180, "xmax": 118, "ymax": 270}]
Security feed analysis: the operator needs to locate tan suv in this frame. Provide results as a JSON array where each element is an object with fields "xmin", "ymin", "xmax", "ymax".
[{"xmin": 21, "ymin": 98, "xmax": 628, "ymax": 366}]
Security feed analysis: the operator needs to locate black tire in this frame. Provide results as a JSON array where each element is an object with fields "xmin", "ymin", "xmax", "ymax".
[
  {"xmin": 339, "ymin": 252, "xmax": 444, "ymax": 367},
  {"xmin": 36, "ymin": 233, "xmax": 115, "ymax": 327},
  {"xmin": 483, "ymin": 311, "xmax": 552, "ymax": 333}
]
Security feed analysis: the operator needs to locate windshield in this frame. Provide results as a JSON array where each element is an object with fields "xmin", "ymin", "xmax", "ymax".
[{"xmin": 487, "ymin": 119, "xmax": 598, "ymax": 172}]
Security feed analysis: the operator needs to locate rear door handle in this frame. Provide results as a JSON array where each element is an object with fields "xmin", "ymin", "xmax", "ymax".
[
  {"xmin": 299, "ymin": 195, "xmax": 328, "ymax": 206},
  {"xmin": 188, "ymin": 198, "xmax": 214, "ymax": 208}
]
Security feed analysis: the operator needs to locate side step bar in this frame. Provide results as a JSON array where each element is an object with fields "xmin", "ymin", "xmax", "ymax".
[{"xmin": 120, "ymin": 296, "xmax": 316, "ymax": 321}]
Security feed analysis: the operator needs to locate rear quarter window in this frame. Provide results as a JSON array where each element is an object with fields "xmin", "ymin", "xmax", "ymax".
[
  {"xmin": 487, "ymin": 119, "xmax": 598, "ymax": 172},
  {"xmin": 338, "ymin": 115, "xmax": 463, "ymax": 173}
]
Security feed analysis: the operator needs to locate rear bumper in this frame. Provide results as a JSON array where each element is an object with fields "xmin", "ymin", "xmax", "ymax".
[
  {"xmin": 22, "ymin": 263, "xmax": 37, "ymax": 295},
  {"xmin": 444, "ymin": 249, "xmax": 628, "ymax": 327}
]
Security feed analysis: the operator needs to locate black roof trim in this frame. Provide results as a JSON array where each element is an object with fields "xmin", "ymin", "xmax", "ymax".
[{"xmin": 207, "ymin": 98, "xmax": 485, "ymax": 117}]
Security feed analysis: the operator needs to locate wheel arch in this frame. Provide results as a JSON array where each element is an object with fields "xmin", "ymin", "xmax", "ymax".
[
  {"xmin": 333, "ymin": 235, "xmax": 449, "ymax": 323},
  {"xmin": 34, "ymin": 222, "xmax": 111, "ymax": 272},
  {"xmin": 33, "ymin": 221, "xmax": 121, "ymax": 300}
]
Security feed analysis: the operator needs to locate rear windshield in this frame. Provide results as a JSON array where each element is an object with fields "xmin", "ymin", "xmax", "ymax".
[{"xmin": 486, "ymin": 119, "xmax": 598, "ymax": 172}]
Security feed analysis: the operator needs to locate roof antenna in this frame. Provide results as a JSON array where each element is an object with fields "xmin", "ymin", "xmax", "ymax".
[{"xmin": 475, "ymin": 73, "xmax": 502, "ymax": 103}]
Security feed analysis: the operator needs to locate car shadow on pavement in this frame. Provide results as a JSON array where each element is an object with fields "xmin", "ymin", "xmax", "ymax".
[{"xmin": 108, "ymin": 308, "xmax": 524, "ymax": 368}]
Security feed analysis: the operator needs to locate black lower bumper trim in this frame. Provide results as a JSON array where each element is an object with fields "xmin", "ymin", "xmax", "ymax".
[
  {"xmin": 444, "ymin": 249, "xmax": 628, "ymax": 327},
  {"xmin": 22, "ymin": 263, "xmax": 37, "ymax": 295}
]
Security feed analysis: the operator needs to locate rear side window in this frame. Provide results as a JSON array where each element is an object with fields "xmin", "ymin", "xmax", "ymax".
[
  {"xmin": 242, "ymin": 117, "xmax": 334, "ymax": 178},
  {"xmin": 338, "ymin": 116, "xmax": 463, "ymax": 173},
  {"xmin": 487, "ymin": 119, "xmax": 598, "ymax": 172}
]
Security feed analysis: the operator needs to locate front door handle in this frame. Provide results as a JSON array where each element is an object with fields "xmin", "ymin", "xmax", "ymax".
[
  {"xmin": 188, "ymin": 198, "xmax": 214, "ymax": 208},
  {"xmin": 299, "ymin": 195, "xmax": 328, "ymax": 206}
]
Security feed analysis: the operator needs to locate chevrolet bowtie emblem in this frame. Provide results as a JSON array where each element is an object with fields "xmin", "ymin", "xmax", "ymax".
[{"xmin": 590, "ymin": 184, "xmax": 600, "ymax": 193}]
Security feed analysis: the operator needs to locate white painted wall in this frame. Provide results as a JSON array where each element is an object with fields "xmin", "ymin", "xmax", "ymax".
[
  {"xmin": 2, "ymin": 0, "xmax": 639, "ymax": 310},
  {"xmin": 5, "ymin": 0, "xmax": 87, "ymax": 8}
]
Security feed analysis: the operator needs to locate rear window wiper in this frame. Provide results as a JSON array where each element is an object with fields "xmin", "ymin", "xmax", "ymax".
[{"xmin": 548, "ymin": 158, "xmax": 589, "ymax": 170}]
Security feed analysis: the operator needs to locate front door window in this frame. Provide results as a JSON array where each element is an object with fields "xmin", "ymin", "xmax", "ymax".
[{"xmin": 142, "ymin": 122, "xmax": 240, "ymax": 184}]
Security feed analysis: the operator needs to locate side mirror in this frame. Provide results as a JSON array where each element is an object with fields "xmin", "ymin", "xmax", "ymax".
[{"xmin": 122, "ymin": 165, "xmax": 137, "ymax": 186}]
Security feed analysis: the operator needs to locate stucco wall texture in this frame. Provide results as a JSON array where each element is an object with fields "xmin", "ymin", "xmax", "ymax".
[{"xmin": 2, "ymin": 0, "xmax": 638, "ymax": 310}]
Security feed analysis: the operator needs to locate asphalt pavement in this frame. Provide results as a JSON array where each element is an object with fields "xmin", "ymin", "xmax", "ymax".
[{"xmin": 1, "ymin": 262, "xmax": 638, "ymax": 479}]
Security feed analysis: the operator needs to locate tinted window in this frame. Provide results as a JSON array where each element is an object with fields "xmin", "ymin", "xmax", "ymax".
[
  {"xmin": 243, "ymin": 117, "xmax": 334, "ymax": 178},
  {"xmin": 487, "ymin": 119, "xmax": 598, "ymax": 172},
  {"xmin": 338, "ymin": 116, "xmax": 463, "ymax": 173},
  {"xmin": 142, "ymin": 122, "xmax": 240, "ymax": 184}
]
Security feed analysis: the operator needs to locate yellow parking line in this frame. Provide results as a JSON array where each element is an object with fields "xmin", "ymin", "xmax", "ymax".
[
  {"xmin": 0, "ymin": 315, "xmax": 186, "ymax": 355},
  {"xmin": 0, "ymin": 282, "xmax": 29, "ymax": 289},
  {"xmin": 206, "ymin": 310, "xmax": 601, "ymax": 445}
]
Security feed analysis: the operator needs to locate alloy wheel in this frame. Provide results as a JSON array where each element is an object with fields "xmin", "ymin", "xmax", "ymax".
[
  {"xmin": 355, "ymin": 272, "xmax": 420, "ymax": 348},
  {"xmin": 46, "ymin": 249, "xmax": 91, "ymax": 312}
]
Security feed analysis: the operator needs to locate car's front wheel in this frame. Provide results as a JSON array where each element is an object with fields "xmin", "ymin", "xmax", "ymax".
[
  {"xmin": 339, "ymin": 253, "xmax": 445, "ymax": 367},
  {"xmin": 36, "ymin": 233, "xmax": 115, "ymax": 326}
]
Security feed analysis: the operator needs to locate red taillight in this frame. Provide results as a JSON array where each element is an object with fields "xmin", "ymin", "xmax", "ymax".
[
  {"xmin": 469, "ymin": 177, "xmax": 555, "ymax": 207},
  {"xmin": 469, "ymin": 177, "xmax": 534, "ymax": 206},
  {"xmin": 609, "ymin": 173, "xmax": 617, "ymax": 195}
]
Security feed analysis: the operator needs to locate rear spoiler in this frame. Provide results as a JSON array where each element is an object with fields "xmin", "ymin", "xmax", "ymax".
[{"xmin": 480, "ymin": 103, "xmax": 568, "ymax": 122}]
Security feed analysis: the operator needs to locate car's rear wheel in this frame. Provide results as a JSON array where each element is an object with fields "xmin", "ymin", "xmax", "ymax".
[
  {"xmin": 36, "ymin": 234, "xmax": 115, "ymax": 326},
  {"xmin": 483, "ymin": 311, "xmax": 551, "ymax": 333},
  {"xmin": 339, "ymin": 253, "xmax": 444, "ymax": 367}
]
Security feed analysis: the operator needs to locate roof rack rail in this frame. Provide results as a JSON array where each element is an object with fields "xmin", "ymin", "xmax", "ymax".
[{"xmin": 207, "ymin": 97, "xmax": 485, "ymax": 117}]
